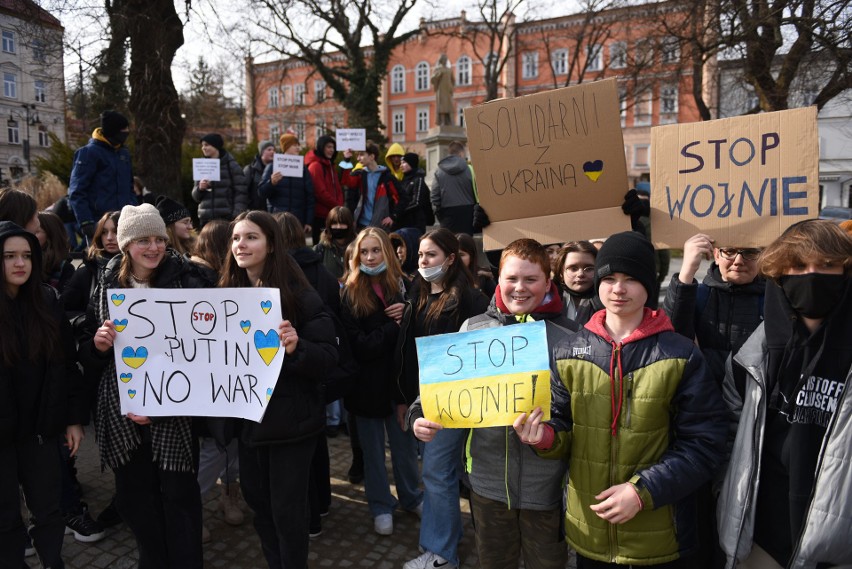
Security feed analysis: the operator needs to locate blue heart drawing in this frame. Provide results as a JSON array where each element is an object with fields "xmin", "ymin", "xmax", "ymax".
[
  {"xmin": 119, "ymin": 373, "xmax": 132, "ymax": 383},
  {"xmin": 127, "ymin": 389, "xmax": 137, "ymax": 399},
  {"xmin": 582, "ymin": 160, "xmax": 604, "ymax": 182},
  {"xmin": 254, "ymin": 329, "xmax": 280, "ymax": 366},
  {"xmin": 240, "ymin": 320, "xmax": 251, "ymax": 334},
  {"xmin": 113, "ymin": 318, "xmax": 128, "ymax": 332},
  {"xmin": 121, "ymin": 346, "xmax": 149, "ymax": 369},
  {"xmin": 260, "ymin": 300, "xmax": 273, "ymax": 314},
  {"xmin": 111, "ymin": 293, "xmax": 125, "ymax": 306},
  {"xmin": 266, "ymin": 387, "xmax": 273, "ymax": 401}
]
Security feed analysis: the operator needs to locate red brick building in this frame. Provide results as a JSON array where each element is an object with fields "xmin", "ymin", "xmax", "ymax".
[{"xmin": 245, "ymin": 0, "xmax": 707, "ymax": 180}]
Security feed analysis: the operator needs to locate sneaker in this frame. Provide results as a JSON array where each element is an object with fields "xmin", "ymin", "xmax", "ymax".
[
  {"xmin": 407, "ymin": 502, "xmax": 423, "ymax": 519},
  {"xmin": 374, "ymin": 513, "xmax": 393, "ymax": 536},
  {"xmin": 96, "ymin": 499, "xmax": 122, "ymax": 528},
  {"xmin": 64, "ymin": 504, "xmax": 106, "ymax": 543},
  {"xmin": 309, "ymin": 523, "xmax": 322, "ymax": 539},
  {"xmin": 403, "ymin": 551, "xmax": 457, "ymax": 569}
]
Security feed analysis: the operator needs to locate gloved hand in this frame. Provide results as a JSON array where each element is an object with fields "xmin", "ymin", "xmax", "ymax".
[
  {"xmin": 621, "ymin": 189, "xmax": 649, "ymax": 218},
  {"xmin": 81, "ymin": 223, "xmax": 96, "ymax": 239}
]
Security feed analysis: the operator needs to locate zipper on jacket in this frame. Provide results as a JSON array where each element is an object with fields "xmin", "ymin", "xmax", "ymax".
[{"xmin": 624, "ymin": 373, "xmax": 634, "ymax": 429}]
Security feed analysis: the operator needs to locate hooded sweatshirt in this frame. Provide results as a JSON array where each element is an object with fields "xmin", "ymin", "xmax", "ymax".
[
  {"xmin": 385, "ymin": 142, "xmax": 405, "ymax": 181},
  {"xmin": 306, "ymin": 135, "xmax": 344, "ymax": 218}
]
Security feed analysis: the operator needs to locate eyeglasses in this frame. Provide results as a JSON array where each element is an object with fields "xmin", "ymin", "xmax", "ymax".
[
  {"xmin": 132, "ymin": 237, "xmax": 168, "ymax": 248},
  {"xmin": 565, "ymin": 265, "xmax": 595, "ymax": 274},
  {"xmin": 718, "ymin": 248, "xmax": 761, "ymax": 261}
]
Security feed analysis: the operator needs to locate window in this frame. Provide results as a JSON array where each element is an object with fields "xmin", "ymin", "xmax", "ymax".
[
  {"xmin": 633, "ymin": 144, "xmax": 650, "ymax": 169},
  {"xmin": 315, "ymin": 116, "xmax": 327, "ymax": 139},
  {"xmin": 392, "ymin": 110, "xmax": 405, "ymax": 135},
  {"xmin": 551, "ymin": 49, "xmax": 568, "ymax": 76},
  {"xmin": 294, "ymin": 123, "xmax": 306, "ymax": 141},
  {"xmin": 38, "ymin": 126, "xmax": 49, "ymax": 147},
  {"xmin": 586, "ymin": 45, "xmax": 602, "ymax": 72},
  {"xmin": 391, "ymin": 65, "xmax": 405, "ymax": 94},
  {"xmin": 282, "ymin": 85, "xmax": 292, "ymax": 106},
  {"xmin": 32, "ymin": 40, "xmax": 46, "ymax": 63},
  {"xmin": 660, "ymin": 84, "xmax": 678, "ymax": 122},
  {"xmin": 635, "ymin": 40, "xmax": 654, "ymax": 67},
  {"xmin": 268, "ymin": 87, "xmax": 279, "ymax": 108},
  {"xmin": 3, "ymin": 73, "xmax": 16, "ymax": 99},
  {"xmin": 522, "ymin": 51, "xmax": 539, "ymax": 79},
  {"xmin": 269, "ymin": 123, "xmax": 280, "ymax": 141},
  {"xmin": 415, "ymin": 62, "xmax": 429, "ymax": 91},
  {"xmin": 457, "ymin": 102, "xmax": 470, "ymax": 127},
  {"xmin": 34, "ymin": 80, "xmax": 46, "ymax": 103},
  {"xmin": 2, "ymin": 30, "xmax": 15, "ymax": 54},
  {"xmin": 610, "ymin": 42, "xmax": 627, "ymax": 69},
  {"xmin": 456, "ymin": 56, "xmax": 471, "ymax": 86},
  {"xmin": 294, "ymin": 84, "xmax": 305, "ymax": 105},
  {"xmin": 7, "ymin": 121, "xmax": 18, "ymax": 144},
  {"xmin": 314, "ymin": 80, "xmax": 326, "ymax": 103},
  {"xmin": 416, "ymin": 107, "xmax": 429, "ymax": 132},
  {"xmin": 660, "ymin": 37, "xmax": 680, "ymax": 64},
  {"xmin": 618, "ymin": 89, "xmax": 627, "ymax": 127},
  {"xmin": 634, "ymin": 90, "xmax": 652, "ymax": 126}
]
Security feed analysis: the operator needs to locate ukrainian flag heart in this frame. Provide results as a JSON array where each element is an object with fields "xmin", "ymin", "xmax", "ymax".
[
  {"xmin": 240, "ymin": 320, "xmax": 251, "ymax": 334},
  {"xmin": 266, "ymin": 387, "xmax": 273, "ymax": 401},
  {"xmin": 127, "ymin": 389, "xmax": 136, "ymax": 399},
  {"xmin": 121, "ymin": 346, "xmax": 148, "ymax": 369},
  {"xmin": 582, "ymin": 159, "xmax": 604, "ymax": 182},
  {"xmin": 254, "ymin": 329, "xmax": 279, "ymax": 366},
  {"xmin": 113, "ymin": 319, "xmax": 128, "ymax": 332},
  {"xmin": 111, "ymin": 293, "xmax": 125, "ymax": 306},
  {"xmin": 260, "ymin": 300, "xmax": 272, "ymax": 314},
  {"xmin": 119, "ymin": 373, "xmax": 132, "ymax": 383}
]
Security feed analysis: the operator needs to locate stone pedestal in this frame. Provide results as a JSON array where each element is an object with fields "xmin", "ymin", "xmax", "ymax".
[{"xmin": 422, "ymin": 125, "xmax": 467, "ymax": 186}]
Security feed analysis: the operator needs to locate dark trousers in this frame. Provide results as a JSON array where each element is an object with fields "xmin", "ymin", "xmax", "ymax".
[
  {"xmin": 57, "ymin": 440, "xmax": 78, "ymax": 514},
  {"xmin": 0, "ymin": 436, "xmax": 65, "ymax": 569},
  {"xmin": 470, "ymin": 491, "xmax": 566, "ymax": 569},
  {"xmin": 308, "ymin": 434, "xmax": 331, "ymax": 529},
  {"xmin": 113, "ymin": 443, "xmax": 203, "ymax": 569},
  {"xmin": 577, "ymin": 554, "xmax": 695, "ymax": 568},
  {"xmin": 240, "ymin": 436, "xmax": 317, "ymax": 569}
]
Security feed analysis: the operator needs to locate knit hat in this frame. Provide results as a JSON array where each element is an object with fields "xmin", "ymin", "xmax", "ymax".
[
  {"xmin": 402, "ymin": 152, "xmax": 420, "ymax": 171},
  {"xmin": 595, "ymin": 231, "xmax": 657, "ymax": 300},
  {"xmin": 155, "ymin": 196, "xmax": 191, "ymax": 226},
  {"xmin": 279, "ymin": 133, "xmax": 299, "ymax": 153},
  {"xmin": 117, "ymin": 203, "xmax": 168, "ymax": 252},
  {"xmin": 101, "ymin": 111, "xmax": 129, "ymax": 137},
  {"xmin": 258, "ymin": 140, "xmax": 274, "ymax": 155},
  {"xmin": 200, "ymin": 133, "xmax": 225, "ymax": 153}
]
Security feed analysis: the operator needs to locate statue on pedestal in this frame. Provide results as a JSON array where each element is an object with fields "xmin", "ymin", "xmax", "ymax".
[{"xmin": 431, "ymin": 54, "xmax": 454, "ymax": 127}]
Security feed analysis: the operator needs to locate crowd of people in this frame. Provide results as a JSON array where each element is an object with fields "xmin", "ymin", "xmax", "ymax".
[{"xmin": 0, "ymin": 110, "xmax": 850, "ymax": 569}]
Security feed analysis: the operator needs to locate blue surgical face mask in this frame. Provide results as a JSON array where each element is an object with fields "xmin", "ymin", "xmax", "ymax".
[{"xmin": 359, "ymin": 261, "xmax": 387, "ymax": 276}]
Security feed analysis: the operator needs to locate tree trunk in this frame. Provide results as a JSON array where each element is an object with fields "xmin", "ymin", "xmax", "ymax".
[{"xmin": 123, "ymin": 0, "xmax": 186, "ymax": 201}]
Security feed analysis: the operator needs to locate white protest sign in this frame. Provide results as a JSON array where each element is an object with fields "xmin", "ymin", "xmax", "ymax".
[
  {"xmin": 193, "ymin": 158, "xmax": 221, "ymax": 182},
  {"xmin": 107, "ymin": 288, "xmax": 284, "ymax": 422},
  {"xmin": 336, "ymin": 129, "xmax": 366, "ymax": 151},
  {"xmin": 273, "ymin": 153, "xmax": 304, "ymax": 178}
]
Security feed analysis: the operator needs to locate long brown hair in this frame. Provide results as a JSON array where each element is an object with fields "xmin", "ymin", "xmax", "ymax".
[
  {"xmin": 416, "ymin": 229, "xmax": 473, "ymax": 328},
  {"xmin": 191, "ymin": 219, "xmax": 230, "ymax": 273},
  {"xmin": 37, "ymin": 211, "xmax": 70, "ymax": 276},
  {"xmin": 87, "ymin": 211, "xmax": 121, "ymax": 261},
  {"xmin": 219, "ymin": 210, "xmax": 310, "ymax": 327},
  {"xmin": 319, "ymin": 206, "xmax": 356, "ymax": 247},
  {"xmin": 0, "ymin": 188, "xmax": 36, "ymax": 227},
  {"xmin": 759, "ymin": 219, "xmax": 852, "ymax": 280},
  {"xmin": 344, "ymin": 227, "xmax": 403, "ymax": 318}
]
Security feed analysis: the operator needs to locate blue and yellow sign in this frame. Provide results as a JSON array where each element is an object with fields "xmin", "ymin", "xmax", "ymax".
[{"xmin": 416, "ymin": 321, "xmax": 551, "ymax": 428}]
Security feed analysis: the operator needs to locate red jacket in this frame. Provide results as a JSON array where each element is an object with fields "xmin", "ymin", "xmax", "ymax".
[{"xmin": 305, "ymin": 149, "xmax": 344, "ymax": 218}]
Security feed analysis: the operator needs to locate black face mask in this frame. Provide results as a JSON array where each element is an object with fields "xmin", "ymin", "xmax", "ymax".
[
  {"xmin": 330, "ymin": 228, "xmax": 348, "ymax": 240},
  {"xmin": 107, "ymin": 131, "xmax": 129, "ymax": 146},
  {"xmin": 779, "ymin": 273, "xmax": 846, "ymax": 319}
]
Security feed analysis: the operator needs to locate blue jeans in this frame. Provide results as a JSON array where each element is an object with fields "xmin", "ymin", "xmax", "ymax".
[
  {"xmin": 326, "ymin": 400, "xmax": 342, "ymax": 427},
  {"xmin": 420, "ymin": 427, "xmax": 466, "ymax": 566},
  {"xmin": 356, "ymin": 415, "xmax": 422, "ymax": 517}
]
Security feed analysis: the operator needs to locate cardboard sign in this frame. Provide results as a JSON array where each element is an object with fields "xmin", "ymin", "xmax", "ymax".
[
  {"xmin": 416, "ymin": 321, "xmax": 551, "ymax": 428},
  {"xmin": 650, "ymin": 107, "xmax": 819, "ymax": 248},
  {"xmin": 192, "ymin": 158, "xmax": 221, "ymax": 182},
  {"xmin": 273, "ymin": 153, "xmax": 304, "ymax": 178},
  {"xmin": 107, "ymin": 288, "xmax": 285, "ymax": 422},
  {"xmin": 336, "ymin": 129, "xmax": 366, "ymax": 151},
  {"xmin": 464, "ymin": 78, "xmax": 631, "ymax": 250}
]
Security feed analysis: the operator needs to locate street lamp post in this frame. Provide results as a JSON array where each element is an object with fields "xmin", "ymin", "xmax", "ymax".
[{"xmin": 20, "ymin": 103, "xmax": 39, "ymax": 173}]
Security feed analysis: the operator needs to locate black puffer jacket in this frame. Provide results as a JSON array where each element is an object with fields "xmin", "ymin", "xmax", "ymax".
[
  {"xmin": 663, "ymin": 264, "xmax": 765, "ymax": 385},
  {"xmin": 396, "ymin": 169, "xmax": 434, "ymax": 233},
  {"xmin": 289, "ymin": 247, "xmax": 340, "ymax": 315},
  {"xmin": 341, "ymin": 286, "xmax": 405, "ymax": 417},
  {"xmin": 191, "ymin": 151, "xmax": 249, "ymax": 223}
]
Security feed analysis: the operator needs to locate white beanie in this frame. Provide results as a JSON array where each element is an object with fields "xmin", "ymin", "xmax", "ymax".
[{"xmin": 118, "ymin": 203, "xmax": 168, "ymax": 251}]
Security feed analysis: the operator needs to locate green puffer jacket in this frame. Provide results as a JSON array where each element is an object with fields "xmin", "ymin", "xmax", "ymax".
[{"xmin": 545, "ymin": 308, "xmax": 726, "ymax": 565}]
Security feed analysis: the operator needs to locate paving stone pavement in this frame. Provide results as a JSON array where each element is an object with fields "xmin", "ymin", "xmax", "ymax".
[{"xmin": 29, "ymin": 431, "xmax": 577, "ymax": 569}]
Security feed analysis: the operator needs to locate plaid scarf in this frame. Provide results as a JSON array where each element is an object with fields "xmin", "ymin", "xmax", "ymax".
[{"xmin": 94, "ymin": 278, "xmax": 195, "ymax": 473}]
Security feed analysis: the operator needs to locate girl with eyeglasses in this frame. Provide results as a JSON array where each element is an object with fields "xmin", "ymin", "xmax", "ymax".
[
  {"xmin": 78, "ymin": 203, "xmax": 209, "ymax": 568},
  {"xmin": 553, "ymin": 241, "xmax": 600, "ymax": 326}
]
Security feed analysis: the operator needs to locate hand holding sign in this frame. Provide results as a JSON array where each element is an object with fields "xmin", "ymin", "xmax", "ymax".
[
  {"xmin": 513, "ymin": 406, "xmax": 547, "ymax": 446},
  {"xmin": 193, "ymin": 158, "xmax": 221, "ymax": 182}
]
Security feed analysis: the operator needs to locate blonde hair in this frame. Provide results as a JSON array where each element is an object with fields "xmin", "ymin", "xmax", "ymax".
[{"xmin": 344, "ymin": 227, "xmax": 403, "ymax": 318}]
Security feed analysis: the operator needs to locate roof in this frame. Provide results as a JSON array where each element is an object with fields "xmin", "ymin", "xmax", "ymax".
[{"xmin": 0, "ymin": 0, "xmax": 63, "ymax": 30}]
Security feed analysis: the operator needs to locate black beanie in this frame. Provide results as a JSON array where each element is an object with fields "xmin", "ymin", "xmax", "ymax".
[
  {"xmin": 155, "ymin": 195, "xmax": 191, "ymax": 226},
  {"xmin": 402, "ymin": 152, "xmax": 420, "ymax": 171},
  {"xmin": 101, "ymin": 111, "xmax": 129, "ymax": 137},
  {"xmin": 595, "ymin": 231, "xmax": 657, "ymax": 302},
  {"xmin": 201, "ymin": 133, "xmax": 225, "ymax": 153}
]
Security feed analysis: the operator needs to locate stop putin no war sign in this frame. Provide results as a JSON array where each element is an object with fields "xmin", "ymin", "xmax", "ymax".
[{"xmin": 107, "ymin": 288, "xmax": 285, "ymax": 422}]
